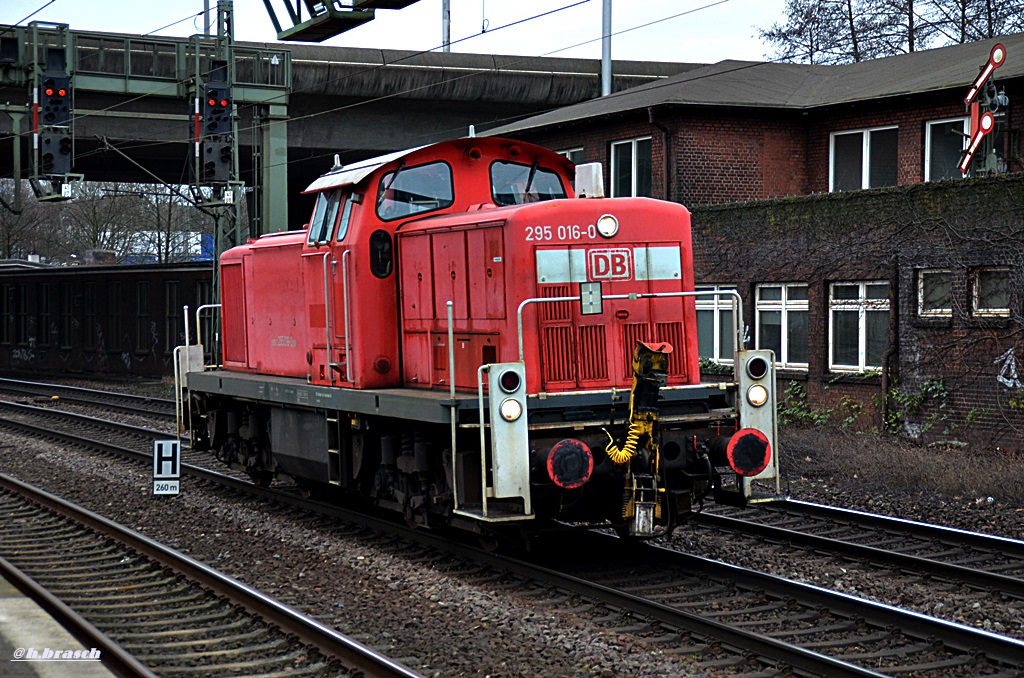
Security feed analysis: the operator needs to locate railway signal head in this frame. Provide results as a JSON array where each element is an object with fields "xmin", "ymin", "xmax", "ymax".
[
  {"xmin": 202, "ymin": 140, "xmax": 231, "ymax": 183},
  {"xmin": 203, "ymin": 83, "xmax": 232, "ymax": 136},
  {"xmin": 40, "ymin": 75, "xmax": 71, "ymax": 126},
  {"xmin": 41, "ymin": 131, "xmax": 72, "ymax": 175}
]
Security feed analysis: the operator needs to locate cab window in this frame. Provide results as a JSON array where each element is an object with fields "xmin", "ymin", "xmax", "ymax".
[
  {"xmin": 376, "ymin": 161, "xmax": 454, "ymax": 221},
  {"xmin": 336, "ymin": 194, "xmax": 355, "ymax": 241},
  {"xmin": 307, "ymin": 190, "xmax": 342, "ymax": 245},
  {"xmin": 491, "ymin": 161, "xmax": 567, "ymax": 206}
]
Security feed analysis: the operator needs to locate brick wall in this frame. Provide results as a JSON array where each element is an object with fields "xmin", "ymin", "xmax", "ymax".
[{"xmin": 693, "ymin": 176, "xmax": 1024, "ymax": 448}]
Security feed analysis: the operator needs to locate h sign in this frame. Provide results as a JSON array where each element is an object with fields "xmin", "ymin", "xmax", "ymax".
[
  {"xmin": 153, "ymin": 439, "xmax": 181, "ymax": 495},
  {"xmin": 589, "ymin": 248, "xmax": 632, "ymax": 280}
]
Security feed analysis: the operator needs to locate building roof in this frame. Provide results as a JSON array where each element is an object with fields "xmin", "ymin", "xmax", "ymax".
[{"xmin": 485, "ymin": 33, "xmax": 1024, "ymax": 134}]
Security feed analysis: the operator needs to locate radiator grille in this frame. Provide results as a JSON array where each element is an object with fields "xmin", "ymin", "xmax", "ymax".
[
  {"xmin": 578, "ymin": 325, "xmax": 608, "ymax": 381},
  {"xmin": 539, "ymin": 284, "xmax": 572, "ymax": 321},
  {"xmin": 656, "ymin": 321, "xmax": 686, "ymax": 377},
  {"xmin": 621, "ymin": 323, "xmax": 650, "ymax": 379},
  {"xmin": 541, "ymin": 326, "xmax": 575, "ymax": 383}
]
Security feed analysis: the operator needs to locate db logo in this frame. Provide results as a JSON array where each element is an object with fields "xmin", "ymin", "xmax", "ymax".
[{"xmin": 588, "ymin": 248, "xmax": 632, "ymax": 280}]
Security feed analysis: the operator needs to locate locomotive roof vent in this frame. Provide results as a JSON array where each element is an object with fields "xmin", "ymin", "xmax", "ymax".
[{"xmin": 575, "ymin": 163, "xmax": 605, "ymax": 198}]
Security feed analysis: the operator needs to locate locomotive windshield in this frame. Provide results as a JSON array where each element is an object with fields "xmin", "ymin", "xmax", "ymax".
[
  {"xmin": 491, "ymin": 160, "xmax": 567, "ymax": 206},
  {"xmin": 376, "ymin": 161, "xmax": 454, "ymax": 221},
  {"xmin": 307, "ymin": 190, "xmax": 342, "ymax": 245}
]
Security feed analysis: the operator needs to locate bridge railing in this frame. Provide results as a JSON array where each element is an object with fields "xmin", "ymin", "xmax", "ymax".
[{"xmin": 0, "ymin": 25, "xmax": 291, "ymax": 98}]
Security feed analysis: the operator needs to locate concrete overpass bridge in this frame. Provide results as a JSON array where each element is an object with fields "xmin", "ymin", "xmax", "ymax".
[{"xmin": 0, "ymin": 23, "xmax": 694, "ymax": 232}]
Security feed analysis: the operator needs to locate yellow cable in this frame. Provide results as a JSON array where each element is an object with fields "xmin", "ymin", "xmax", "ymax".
[{"xmin": 605, "ymin": 420, "xmax": 642, "ymax": 465}]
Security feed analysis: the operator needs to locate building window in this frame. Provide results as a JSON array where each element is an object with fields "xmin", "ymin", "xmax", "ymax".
[
  {"xmin": 558, "ymin": 147, "xmax": 584, "ymax": 165},
  {"xmin": 917, "ymin": 269, "xmax": 951, "ymax": 316},
  {"xmin": 829, "ymin": 282, "xmax": 889, "ymax": 371},
  {"xmin": 925, "ymin": 118, "xmax": 968, "ymax": 181},
  {"xmin": 695, "ymin": 284, "xmax": 737, "ymax": 364},
  {"xmin": 830, "ymin": 127, "xmax": 898, "ymax": 191},
  {"xmin": 755, "ymin": 284, "xmax": 808, "ymax": 368},
  {"xmin": 971, "ymin": 267, "xmax": 1010, "ymax": 316},
  {"xmin": 611, "ymin": 136, "xmax": 652, "ymax": 197}
]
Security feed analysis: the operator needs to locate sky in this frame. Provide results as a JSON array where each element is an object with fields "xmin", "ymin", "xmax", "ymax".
[{"xmin": 2, "ymin": 0, "xmax": 789, "ymax": 64}]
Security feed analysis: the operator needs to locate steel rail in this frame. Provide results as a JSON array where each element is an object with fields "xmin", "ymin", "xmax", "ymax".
[
  {"xmin": 632, "ymin": 539, "xmax": 1024, "ymax": 665},
  {"xmin": 695, "ymin": 509, "xmax": 1024, "ymax": 598},
  {"xmin": 0, "ymin": 554, "xmax": 159, "ymax": 678},
  {"xmin": 0, "ymin": 377, "xmax": 175, "ymax": 419},
  {"xmin": 0, "ymin": 473, "xmax": 423, "ymax": 678},
  {"xmin": 778, "ymin": 499, "xmax": 1024, "ymax": 558},
  {"xmin": 0, "ymin": 399, "xmax": 170, "ymax": 443}
]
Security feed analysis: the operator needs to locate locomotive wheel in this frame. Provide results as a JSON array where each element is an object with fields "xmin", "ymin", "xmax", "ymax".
[
  {"xmin": 247, "ymin": 469, "xmax": 273, "ymax": 487},
  {"xmin": 478, "ymin": 532, "xmax": 502, "ymax": 552}
]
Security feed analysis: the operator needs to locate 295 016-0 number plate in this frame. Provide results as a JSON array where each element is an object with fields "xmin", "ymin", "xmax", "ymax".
[{"xmin": 525, "ymin": 224, "xmax": 599, "ymax": 241}]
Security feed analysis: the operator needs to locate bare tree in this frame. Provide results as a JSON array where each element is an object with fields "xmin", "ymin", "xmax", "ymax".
[
  {"xmin": 0, "ymin": 180, "xmax": 58, "ymax": 260},
  {"xmin": 922, "ymin": 0, "xmax": 1024, "ymax": 42},
  {"xmin": 762, "ymin": 0, "xmax": 1024, "ymax": 64},
  {"xmin": 129, "ymin": 185, "xmax": 214, "ymax": 263},
  {"xmin": 61, "ymin": 182, "xmax": 146, "ymax": 261},
  {"xmin": 760, "ymin": 0, "xmax": 870, "ymax": 64}
]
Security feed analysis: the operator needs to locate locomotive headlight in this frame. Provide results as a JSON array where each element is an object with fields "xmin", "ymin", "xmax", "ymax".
[
  {"xmin": 596, "ymin": 214, "xmax": 619, "ymax": 238},
  {"xmin": 746, "ymin": 384, "xmax": 769, "ymax": 408},
  {"xmin": 499, "ymin": 398, "xmax": 523, "ymax": 422}
]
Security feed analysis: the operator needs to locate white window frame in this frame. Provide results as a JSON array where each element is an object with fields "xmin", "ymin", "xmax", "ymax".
[
  {"xmin": 829, "ymin": 125, "xmax": 898, "ymax": 192},
  {"xmin": 610, "ymin": 136, "xmax": 652, "ymax": 197},
  {"xmin": 828, "ymin": 281, "xmax": 890, "ymax": 372},
  {"xmin": 917, "ymin": 269, "xmax": 952, "ymax": 317},
  {"xmin": 972, "ymin": 267, "xmax": 1011, "ymax": 317},
  {"xmin": 695, "ymin": 284, "xmax": 737, "ymax": 365},
  {"xmin": 924, "ymin": 117, "xmax": 969, "ymax": 181},
  {"xmin": 558, "ymin": 147, "xmax": 584, "ymax": 165},
  {"xmin": 755, "ymin": 283, "xmax": 808, "ymax": 369}
]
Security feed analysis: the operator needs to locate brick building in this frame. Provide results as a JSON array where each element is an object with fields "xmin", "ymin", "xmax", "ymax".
[{"xmin": 485, "ymin": 35, "xmax": 1024, "ymax": 448}]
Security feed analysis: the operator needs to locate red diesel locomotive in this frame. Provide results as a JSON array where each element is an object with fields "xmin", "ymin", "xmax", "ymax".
[{"xmin": 177, "ymin": 136, "xmax": 784, "ymax": 539}]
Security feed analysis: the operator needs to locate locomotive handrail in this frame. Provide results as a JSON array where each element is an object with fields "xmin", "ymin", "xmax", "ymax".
[
  {"xmin": 448, "ymin": 301, "xmax": 459, "ymax": 513},
  {"xmin": 194, "ymin": 303, "xmax": 222, "ymax": 369},
  {"xmin": 322, "ymin": 251, "xmax": 335, "ymax": 380},
  {"xmin": 342, "ymin": 249, "xmax": 353, "ymax": 383},
  {"xmin": 476, "ymin": 363, "xmax": 490, "ymax": 517},
  {"xmin": 516, "ymin": 288, "xmax": 743, "ymax": 365}
]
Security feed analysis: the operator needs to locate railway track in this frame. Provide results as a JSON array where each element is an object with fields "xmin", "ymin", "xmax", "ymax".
[
  {"xmin": 0, "ymin": 377, "xmax": 176, "ymax": 422},
  {"xmin": 2, "ymin": 388, "xmax": 1024, "ymax": 675},
  {"xmin": 694, "ymin": 501, "xmax": 1024, "ymax": 600},
  {"xmin": 0, "ymin": 473, "xmax": 421, "ymax": 678}
]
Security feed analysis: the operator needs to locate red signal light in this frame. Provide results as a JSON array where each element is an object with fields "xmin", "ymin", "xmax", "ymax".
[
  {"xmin": 207, "ymin": 98, "xmax": 217, "ymax": 106},
  {"xmin": 219, "ymin": 99, "xmax": 228, "ymax": 107},
  {"xmin": 57, "ymin": 88, "xmax": 67, "ymax": 97},
  {"xmin": 44, "ymin": 87, "xmax": 54, "ymax": 96}
]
